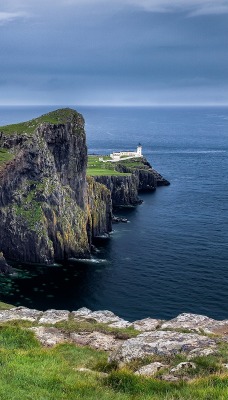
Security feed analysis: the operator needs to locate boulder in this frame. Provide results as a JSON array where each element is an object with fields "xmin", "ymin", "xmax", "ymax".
[
  {"xmin": 170, "ymin": 362, "xmax": 196, "ymax": 373},
  {"xmin": 38, "ymin": 309, "xmax": 69, "ymax": 324},
  {"xmin": 70, "ymin": 331, "xmax": 122, "ymax": 351},
  {"xmin": 161, "ymin": 313, "xmax": 228, "ymax": 335},
  {"xmin": 132, "ymin": 318, "xmax": 162, "ymax": 332},
  {"xmin": 0, "ymin": 306, "xmax": 42, "ymax": 322},
  {"xmin": 135, "ymin": 362, "xmax": 167, "ymax": 376},
  {"xmin": 109, "ymin": 330, "xmax": 217, "ymax": 364},
  {"xmin": 29, "ymin": 326, "xmax": 67, "ymax": 346}
]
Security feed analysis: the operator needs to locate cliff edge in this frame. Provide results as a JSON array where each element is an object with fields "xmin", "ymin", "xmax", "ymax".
[{"xmin": 0, "ymin": 108, "xmax": 111, "ymax": 264}]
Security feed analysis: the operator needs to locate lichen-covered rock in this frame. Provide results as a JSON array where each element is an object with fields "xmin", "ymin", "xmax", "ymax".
[
  {"xmin": 135, "ymin": 362, "xmax": 167, "ymax": 376},
  {"xmin": 170, "ymin": 362, "xmax": 196, "ymax": 373},
  {"xmin": 132, "ymin": 318, "xmax": 162, "ymax": 332},
  {"xmin": 29, "ymin": 326, "xmax": 67, "ymax": 346},
  {"xmin": 109, "ymin": 331, "xmax": 217, "ymax": 364},
  {"xmin": 161, "ymin": 313, "xmax": 228, "ymax": 335},
  {"xmin": 0, "ymin": 306, "xmax": 42, "ymax": 322},
  {"xmin": 72, "ymin": 308, "xmax": 130, "ymax": 326},
  {"xmin": 70, "ymin": 331, "xmax": 122, "ymax": 351},
  {"xmin": 38, "ymin": 309, "xmax": 69, "ymax": 324}
]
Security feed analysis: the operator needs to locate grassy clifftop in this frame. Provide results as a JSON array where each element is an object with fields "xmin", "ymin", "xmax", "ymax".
[
  {"xmin": 0, "ymin": 108, "xmax": 82, "ymax": 136},
  {"xmin": 87, "ymin": 155, "xmax": 139, "ymax": 177}
]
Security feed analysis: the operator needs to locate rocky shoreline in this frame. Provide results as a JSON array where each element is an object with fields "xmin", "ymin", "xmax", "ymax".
[{"xmin": 1, "ymin": 305, "xmax": 228, "ymax": 381}]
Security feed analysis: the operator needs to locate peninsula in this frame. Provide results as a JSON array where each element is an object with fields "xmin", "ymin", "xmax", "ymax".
[{"xmin": 0, "ymin": 108, "xmax": 169, "ymax": 266}]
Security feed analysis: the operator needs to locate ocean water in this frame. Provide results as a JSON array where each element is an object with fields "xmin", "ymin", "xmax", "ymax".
[{"xmin": 0, "ymin": 105, "xmax": 228, "ymax": 321}]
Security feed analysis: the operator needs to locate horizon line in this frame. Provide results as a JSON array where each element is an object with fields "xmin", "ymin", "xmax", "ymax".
[{"xmin": 0, "ymin": 103, "xmax": 228, "ymax": 108}]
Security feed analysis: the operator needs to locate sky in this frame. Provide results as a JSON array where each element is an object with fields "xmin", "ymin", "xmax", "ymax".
[{"xmin": 0, "ymin": 0, "xmax": 228, "ymax": 106}]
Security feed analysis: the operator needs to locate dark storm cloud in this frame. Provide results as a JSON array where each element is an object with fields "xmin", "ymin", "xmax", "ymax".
[{"xmin": 0, "ymin": 0, "xmax": 227, "ymax": 105}]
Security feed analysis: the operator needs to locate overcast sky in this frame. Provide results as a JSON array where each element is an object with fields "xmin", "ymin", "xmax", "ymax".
[{"xmin": 0, "ymin": 0, "xmax": 228, "ymax": 105}]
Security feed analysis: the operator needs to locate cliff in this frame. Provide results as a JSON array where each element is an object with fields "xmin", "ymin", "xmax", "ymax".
[
  {"xmin": 93, "ymin": 175, "xmax": 140, "ymax": 207},
  {"xmin": 0, "ymin": 109, "xmax": 111, "ymax": 264},
  {"xmin": 90, "ymin": 156, "xmax": 170, "ymax": 207}
]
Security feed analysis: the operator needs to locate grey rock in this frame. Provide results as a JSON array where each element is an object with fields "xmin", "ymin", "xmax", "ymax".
[
  {"xmin": 161, "ymin": 313, "xmax": 228, "ymax": 335},
  {"xmin": 170, "ymin": 362, "xmax": 196, "ymax": 373},
  {"xmin": 109, "ymin": 330, "xmax": 217, "ymax": 364},
  {"xmin": 135, "ymin": 362, "xmax": 167, "ymax": 376},
  {"xmin": 161, "ymin": 374, "xmax": 185, "ymax": 382},
  {"xmin": 133, "ymin": 318, "xmax": 161, "ymax": 332},
  {"xmin": 72, "ymin": 307, "xmax": 92, "ymax": 318},
  {"xmin": 108, "ymin": 319, "xmax": 132, "ymax": 329},
  {"xmin": 187, "ymin": 347, "xmax": 218, "ymax": 359},
  {"xmin": 29, "ymin": 326, "xmax": 67, "ymax": 346},
  {"xmin": 39, "ymin": 309, "xmax": 69, "ymax": 324},
  {"xmin": 70, "ymin": 331, "xmax": 122, "ymax": 351},
  {"xmin": 0, "ymin": 306, "xmax": 42, "ymax": 322},
  {"xmin": 72, "ymin": 308, "xmax": 128, "ymax": 325}
]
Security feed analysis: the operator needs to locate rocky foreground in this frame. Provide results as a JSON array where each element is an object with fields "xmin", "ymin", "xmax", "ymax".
[{"xmin": 2, "ymin": 306, "xmax": 228, "ymax": 382}]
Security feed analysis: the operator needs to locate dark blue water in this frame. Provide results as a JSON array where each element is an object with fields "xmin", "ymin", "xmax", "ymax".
[{"xmin": 0, "ymin": 106, "xmax": 228, "ymax": 321}]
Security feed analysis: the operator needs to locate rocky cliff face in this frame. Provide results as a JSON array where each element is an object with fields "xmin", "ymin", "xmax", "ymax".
[
  {"xmin": 93, "ymin": 175, "xmax": 140, "ymax": 207},
  {"xmin": 92, "ymin": 157, "xmax": 170, "ymax": 207},
  {"xmin": 0, "ymin": 109, "xmax": 112, "ymax": 264}
]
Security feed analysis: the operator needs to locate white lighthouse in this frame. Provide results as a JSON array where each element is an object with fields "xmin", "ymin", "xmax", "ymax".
[{"xmin": 137, "ymin": 143, "xmax": 142, "ymax": 157}]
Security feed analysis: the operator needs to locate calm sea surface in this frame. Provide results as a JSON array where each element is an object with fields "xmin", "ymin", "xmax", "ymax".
[{"xmin": 0, "ymin": 106, "xmax": 227, "ymax": 321}]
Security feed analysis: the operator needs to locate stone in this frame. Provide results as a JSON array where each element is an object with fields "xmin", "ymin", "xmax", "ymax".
[
  {"xmin": 170, "ymin": 362, "xmax": 196, "ymax": 373},
  {"xmin": 72, "ymin": 307, "xmax": 92, "ymax": 318},
  {"xmin": 72, "ymin": 308, "xmax": 128, "ymax": 325},
  {"xmin": 29, "ymin": 326, "xmax": 67, "ymax": 346},
  {"xmin": 108, "ymin": 320, "xmax": 132, "ymax": 329},
  {"xmin": 0, "ymin": 306, "xmax": 42, "ymax": 322},
  {"xmin": 70, "ymin": 331, "xmax": 122, "ymax": 351},
  {"xmin": 161, "ymin": 374, "xmax": 185, "ymax": 382},
  {"xmin": 187, "ymin": 347, "xmax": 218, "ymax": 359},
  {"xmin": 161, "ymin": 313, "xmax": 228, "ymax": 335},
  {"xmin": 38, "ymin": 309, "xmax": 69, "ymax": 324},
  {"xmin": 133, "ymin": 318, "xmax": 162, "ymax": 332},
  {"xmin": 135, "ymin": 362, "xmax": 167, "ymax": 376},
  {"xmin": 109, "ymin": 330, "xmax": 217, "ymax": 364}
]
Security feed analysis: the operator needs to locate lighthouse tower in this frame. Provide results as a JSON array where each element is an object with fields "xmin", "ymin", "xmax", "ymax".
[{"xmin": 137, "ymin": 143, "xmax": 142, "ymax": 157}]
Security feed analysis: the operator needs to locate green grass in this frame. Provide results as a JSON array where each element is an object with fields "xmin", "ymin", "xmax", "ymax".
[
  {"xmin": 87, "ymin": 155, "xmax": 131, "ymax": 177},
  {"xmin": 0, "ymin": 322, "xmax": 228, "ymax": 399},
  {"xmin": 0, "ymin": 108, "xmax": 81, "ymax": 136},
  {"xmin": 0, "ymin": 301, "xmax": 14, "ymax": 310},
  {"xmin": 0, "ymin": 149, "xmax": 14, "ymax": 167}
]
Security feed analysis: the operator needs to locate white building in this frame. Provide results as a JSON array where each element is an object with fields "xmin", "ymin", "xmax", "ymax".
[{"xmin": 110, "ymin": 144, "xmax": 142, "ymax": 161}]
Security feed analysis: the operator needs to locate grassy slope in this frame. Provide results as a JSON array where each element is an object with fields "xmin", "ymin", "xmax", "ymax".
[
  {"xmin": 0, "ymin": 149, "xmax": 14, "ymax": 168},
  {"xmin": 0, "ymin": 307, "xmax": 227, "ymax": 399},
  {"xmin": 87, "ymin": 155, "xmax": 132, "ymax": 177},
  {"xmin": 0, "ymin": 108, "xmax": 81, "ymax": 136}
]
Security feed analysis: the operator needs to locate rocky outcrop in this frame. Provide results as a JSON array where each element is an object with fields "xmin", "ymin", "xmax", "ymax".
[
  {"xmin": 109, "ymin": 330, "xmax": 217, "ymax": 364},
  {"xmin": 115, "ymin": 157, "xmax": 170, "ymax": 190},
  {"xmin": 93, "ymin": 175, "xmax": 140, "ymax": 207},
  {"xmin": 0, "ymin": 109, "xmax": 112, "ymax": 264},
  {"xmin": 92, "ymin": 157, "xmax": 169, "ymax": 207}
]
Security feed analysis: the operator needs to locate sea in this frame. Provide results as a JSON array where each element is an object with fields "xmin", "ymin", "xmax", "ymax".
[{"xmin": 0, "ymin": 105, "xmax": 227, "ymax": 321}]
